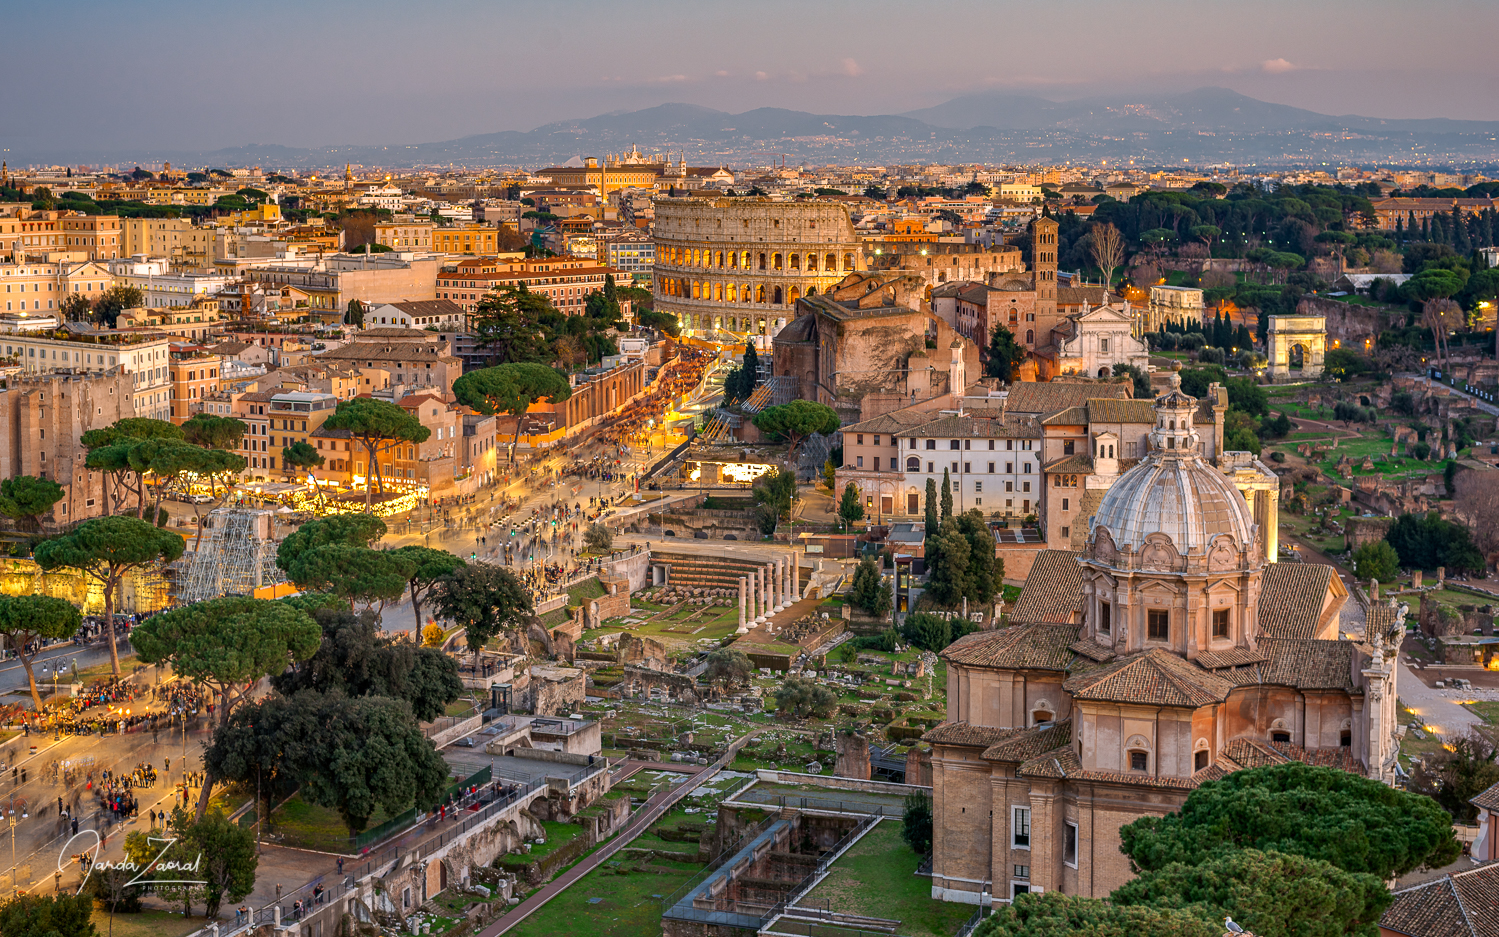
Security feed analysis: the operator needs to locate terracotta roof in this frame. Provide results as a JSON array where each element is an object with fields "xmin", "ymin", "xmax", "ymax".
[
  {"xmin": 1221, "ymin": 737, "xmax": 1286, "ymax": 769},
  {"xmin": 1009, "ymin": 550, "xmax": 1083, "ymax": 623},
  {"xmin": 1259, "ymin": 564, "xmax": 1345, "ymax": 640},
  {"xmin": 387, "ymin": 299, "xmax": 467, "ymax": 318},
  {"xmin": 1043, "ymin": 454, "xmax": 1093, "ymax": 475},
  {"xmin": 1063, "ymin": 648, "xmax": 1235, "ymax": 708},
  {"xmin": 1193, "ymin": 648, "xmax": 1267, "ymax": 669},
  {"xmin": 983, "ymin": 720, "xmax": 1072, "ymax": 763},
  {"xmin": 1017, "ymin": 743, "xmax": 1203, "ymax": 790},
  {"xmin": 1040, "ymin": 406, "xmax": 1089, "ymax": 426},
  {"xmin": 1087, "ymin": 399, "xmax": 1156, "ymax": 424},
  {"xmin": 1004, "ymin": 381, "xmax": 1129, "ymax": 416},
  {"xmin": 1474, "ymin": 781, "xmax": 1499, "ymax": 813},
  {"xmin": 1381, "ymin": 861, "xmax": 1499, "ymax": 937},
  {"xmin": 1257, "ymin": 638, "xmax": 1357, "ymax": 690},
  {"xmin": 907, "ymin": 413, "xmax": 1042, "ymax": 440},
  {"xmin": 921, "ymin": 722, "xmax": 1022, "ymax": 748},
  {"xmin": 841, "ymin": 409, "xmax": 933, "ymax": 436},
  {"xmin": 1018, "ymin": 745, "xmax": 1079, "ymax": 779},
  {"xmin": 1220, "ymin": 737, "xmax": 1366, "ymax": 774},
  {"xmin": 1056, "ymin": 286, "xmax": 1109, "ymax": 306},
  {"xmin": 942, "ymin": 623, "xmax": 1080, "ymax": 671},
  {"xmin": 1068, "ymin": 637, "xmax": 1116, "ymax": 663}
]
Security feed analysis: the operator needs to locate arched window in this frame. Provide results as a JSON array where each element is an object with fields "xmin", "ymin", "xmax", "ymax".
[
  {"xmin": 826, "ymin": 253, "xmax": 837, "ymax": 271},
  {"xmin": 806, "ymin": 254, "xmax": 818, "ymax": 272},
  {"xmin": 729, "ymin": 252, "xmax": 738, "ymax": 269},
  {"xmin": 756, "ymin": 284, "xmax": 766, "ymax": 303},
  {"xmin": 691, "ymin": 249, "xmax": 700, "ymax": 266},
  {"xmin": 906, "ymin": 456, "xmax": 920, "ymax": 472},
  {"xmin": 716, "ymin": 250, "xmax": 725, "ymax": 267},
  {"xmin": 789, "ymin": 253, "xmax": 800, "ymax": 270},
  {"xmin": 742, "ymin": 250, "xmax": 752, "ymax": 269},
  {"xmin": 1272, "ymin": 730, "xmax": 1291, "ymax": 744},
  {"xmin": 726, "ymin": 283, "xmax": 737, "ymax": 302},
  {"xmin": 788, "ymin": 286, "xmax": 800, "ymax": 304},
  {"xmin": 714, "ymin": 283, "xmax": 723, "ymax": 301},
  {"xmin": 772, "ymin": 285, "xmax": 783, "ymax": 305},
  {"xmin": 758, "ymin": 253, "xmax": 767, "ymax": 270},
  {"xmin": 743, "ymin": 283, "xmax": 752, "ymax": 302},
  {"xmin": 1025, "ymin": 329, "xmax": 1033, "ymax": 343},
  {"xmin": 773, "ymin": 253, "xmax": 783, "ymax": 270},
  {"xmin": 843, "ymin": 253, "xmax": 854, "ymax": 270},
  {"xmin": 807, "ymin": 286, "xmax": 817, "ymax": 296}
]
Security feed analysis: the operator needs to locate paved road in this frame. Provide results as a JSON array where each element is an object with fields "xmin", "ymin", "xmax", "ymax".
[
  {"xmin": 1398, "ymin": 657, "xmax": 1484, "ymax": 737},
  {"xmin": 476, "ymin": 729, "xmax": 762, "ymax": 937}
]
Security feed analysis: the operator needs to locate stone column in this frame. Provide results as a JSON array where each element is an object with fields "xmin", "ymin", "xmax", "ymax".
[
  {"xmin": 753, "ymin": 568, "xmax": 765, "ymax": 623},
  {"xmin": 773, "ymin": 557, "xmax": 785, "ymax": 612},
  {"xmin": 788, "ymin": 553, "xmax": 798, "ymax": 603},
  {"xmin": 738, "ymin": 577, "xmax": 747, "ymax": 631},
  {"xmin": 762, "ymin": 565, "xmax": 772, "ymax": 619}
]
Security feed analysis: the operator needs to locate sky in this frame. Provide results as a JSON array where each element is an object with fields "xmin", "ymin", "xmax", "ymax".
[{"xmin": 3, "ymin": 0, "xmax": 1497, "ymax": 158}]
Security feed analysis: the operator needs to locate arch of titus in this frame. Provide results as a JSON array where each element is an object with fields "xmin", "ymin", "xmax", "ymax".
[{"xmin": 1266, "ymin": 314, "xmax": 1326, "ymax": 382}]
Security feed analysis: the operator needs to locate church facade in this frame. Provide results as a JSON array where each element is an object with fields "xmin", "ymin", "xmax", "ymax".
[{"xmin": 924, "ymin": 381, "xmax": 1402, "ymax": 905}]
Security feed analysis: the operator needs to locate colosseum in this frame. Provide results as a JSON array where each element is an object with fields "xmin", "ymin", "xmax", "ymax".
[{"xmin": 652, "ymin": 197, "xmax": 865, "ymax": 339}]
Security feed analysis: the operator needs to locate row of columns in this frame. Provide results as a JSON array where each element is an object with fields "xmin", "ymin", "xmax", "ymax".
[{"xmin": 736, "ymin": 552, "xmax": 800, "ymax": 634}]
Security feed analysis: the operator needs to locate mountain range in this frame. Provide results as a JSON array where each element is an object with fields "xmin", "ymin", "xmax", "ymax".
[{"xmin": 27, "ymin": 88, "xmax": 1499, "ymax": 170}]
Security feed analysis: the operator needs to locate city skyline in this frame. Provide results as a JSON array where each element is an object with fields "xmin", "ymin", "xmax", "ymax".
[{"xmin": 3, "ymin": 0, "xmax": 1497, "ymax": 160}]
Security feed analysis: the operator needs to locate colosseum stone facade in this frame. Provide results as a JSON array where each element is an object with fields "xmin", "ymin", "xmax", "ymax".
[{"xmin": 652, "ymin": 197, "xmax": 865, "ymax": 338}]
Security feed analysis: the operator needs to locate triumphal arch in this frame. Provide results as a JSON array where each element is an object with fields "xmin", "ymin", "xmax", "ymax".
[{"xmin": 1266, "ymin": 315, "xmax": 1326, "ymax": 382}]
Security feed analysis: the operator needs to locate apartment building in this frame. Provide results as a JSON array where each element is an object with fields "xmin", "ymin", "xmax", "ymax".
[
  {"xmin": 116, "ymin": 297, "xmax": 228, "ymax": 343},
  {"xmin": 361, "ymin": 299, "xmax": 466, "ymax": 330},
  {"xmin": 435, "ymin": 255, "xmax": 616, "ymax": 314},
  {"xmin": 121, "ymin": 218, "xmax": 215, "ymax": 267},
  {"xmin": 3, "ymin": 326, "xmax": 172, "ymax": 421},
  {"xmin": 431, "ymin": 223, "xmax": 498, "ymax": 255},
  {"xmin": 603, "ymin": 232, "xmax": 655, "ymax": 280},
  {"xmin": 310, "ymin": 390, "xmax": 468, "ymax": 495},
  {"xmin": 236, "ymin": 253, "xmax": 440, "ymax": 320},
  {"xmin": 168, "ymin": 347, "xmax": 224, "ymax": 424},
  {"xmin": 0, "ymin": 210, "xmax": 124, "ymax": 261},
  {"xmin": 374, "ymin": 222, "xmax": 435, "ymax": 251},
  {"xmin": 107, "ymin": 257, "xmax": 238, "ymax": 309},
  {"xmin": 317, "ymin": 332, "xmax": 461, "ymax": 395},
  {"xmin": 0, "ymin": 260, "xmax": 113, "ymax": 314}
]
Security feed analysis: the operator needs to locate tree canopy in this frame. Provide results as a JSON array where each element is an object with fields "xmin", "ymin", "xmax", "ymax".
[
  {"xmin": 270, "ymin": 606, "xmax": 463, "ymax": 722},
  {"xmin": 433, "ymin": 562, "xmax": 533, "ymax": 655},
  {"xmin": 704, "ymin": 647, "xmax": 753, "ymax": 690},
  {"xmin": 1118, "ymin": 762, "xmax": 1461, "ymax": 880},
  {"xmin": 0, "ymin": 892, "xmax": 97, "ymax": 937},
  {"xmin": 751, "ymin": 400, "xmax": 840, "ymax": 459},
  {"xmin": 986, "ymin": 324, "xmax": 1026, "ymax": 382},
  {"xmin": 34, "ymin": 516, "xmax": 184, "ymax": 674},
  {"xmin": 1385, "ymin": 510, "xmax": 1484, "ymax": 574},
  {"xmin": 283, "ymin": 543, "xmax": 416, "ymax": 615},
  {"xmin": 181, "ymin": 412, "xmax": 247, "ymax": 450},
  {"xmin": 0, "ymin": 594, "xmax": 81, "ymax": 708},
  {"xmin": 322, "ymin": 398, "xmax": 431, "ymax": 504},
  {"xmin": 276, "ymin": 514, "xmax": 388, "ymax": 573},
  {"xmin": 391, "ymin": 545, "xmax": 467, "ymax": 629},
  {"xmin": 0, "ymin": 475, "xmax": 63, "ymax": 531},
  {"xmin": 452, "ymin": 363, "xmax": 572, "ymax": 462},
  {"xmin": 838, "ymin": 481, "xmax": 864, "ymax": 530}
]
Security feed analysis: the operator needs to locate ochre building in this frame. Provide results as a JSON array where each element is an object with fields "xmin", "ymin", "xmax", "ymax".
[{"xmin": 653, "ymin": 197, "xmax": 865, "ymax": 339}]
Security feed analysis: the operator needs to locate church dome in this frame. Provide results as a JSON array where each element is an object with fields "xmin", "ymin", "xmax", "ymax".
[{"xmin": 1089, "ymin": 385, "xmax": 1255, "ymax": 557}]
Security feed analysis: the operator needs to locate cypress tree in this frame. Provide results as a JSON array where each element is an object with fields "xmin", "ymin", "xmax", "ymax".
[
  {"xmin": 940, "ymin": 468, "xmax": 953, "ymax": 522},
  {"xmin": 924, "ymin": 477, "xmax": 938, "ymax": 534},
  {"xmin": 1421, "ymin": 216, "xmax": 1430, "ymax": 241},
  {"xmin": 1454, "ymin": 206, "xmax": 1469, "ymax": 252}
]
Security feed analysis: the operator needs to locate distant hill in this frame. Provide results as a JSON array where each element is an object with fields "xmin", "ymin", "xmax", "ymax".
[{"xmin": 16, "ymin": 88, "xmax": 1499, "ymax": 169}]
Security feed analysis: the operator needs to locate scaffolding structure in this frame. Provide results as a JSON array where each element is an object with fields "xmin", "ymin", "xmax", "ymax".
[{"xmin": 176, "ymin": 508, "xmax": 287, "ymax": 605}]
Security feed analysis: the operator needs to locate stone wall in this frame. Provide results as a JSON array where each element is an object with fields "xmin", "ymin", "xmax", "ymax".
[
  {"xmin": 1345, "ymin": 517, "xmax": 1393, "ymax": 552},
  {"xmin": 1295, "ymin": 296, "xmax": 1394, "ymax": 350}
]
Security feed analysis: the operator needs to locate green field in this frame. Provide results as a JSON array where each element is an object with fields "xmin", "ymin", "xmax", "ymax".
[
  {"xmin": 506, "ymin": 805, "xmax": 709, "ymax": 937},
  {"xmin": 804, "ymin": 821, "xmax": 973, "ymax": 937}
]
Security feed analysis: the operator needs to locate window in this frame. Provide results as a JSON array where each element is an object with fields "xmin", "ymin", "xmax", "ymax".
[
  {"xmin": 1130, "ymin": 751, "xmax": 1148, "ymax": 772},
  {"xmin": 1006, "ymin": 462, "xmax": 1013, "ymax": 473},
  {"xmin": 1272, "ymin": 731, "xmax": 1291, "ymax": 744},
  {"xmin": 988, "ymin": 462, "xmax": 995, "ymax": 473},
  {"xmin": 1340, "ymin": 731, "xmax": 1352, "ymax": 748},
  {"xmin": 925, "ymin": 439, "xmax": 936, "ymax": 450},
  {"xmin": 1061, "ymin": 498, "xmax": 1069, "ymax": 511},
  {"xmin": 1022, "ymin": 481, "xmax": 1031, "ymax": 492},
  {"xmin": 951, "ymin": 461, "xmax": 959, "ymax": 473},
  {"xmin": 949, "ymin": 439, "xmax": 960, "ymax": 450},
  {"xmin": 1011, "ymin": 883, "xmax": 1030, "ymax": 899},
  {"xmin": 1063, "ymin": 822, "xmax": 1078, "ymax": 867},
  {"xmin": 1148, "ymin": 609, "xmax": 1168, "ymax": 641},
  {"xmin": 1212, "ymin": 608, "xmax": 1229, "ymax": 638},
  {"xmin": 1063, "ymin": 440, "xmax": 1074, "ymax": 455},
  {"xmin": 964, "ymin": 463, "xmax": 971, "ymax": 473},
  {"xmin": 1195, "ymin": 750, "xmax": 1209, "ymax": 771},
  {"xmin": 974, "ymin": 482, "xmax": 982, "ymax": 492},
  {"xmin": 1060, "ymin": 526, "xmax": 1069, "ymax": 538},
  {"xmin": 907, "ymin": 457, "xmax": 920, "ymax": 472},
  {"xmin": 1101, "ymin": 338, "xmax": 1110, "ymax": 353},
  {"xmin": 1011, "ymin": 806, "xmax": 1031, "ymax": 848},
  {"xmin": 873, "ymin": 435, "xmax": 880, "ymax": 446},
  {"xmin": 856, "ymin": 434, "xmax": 864, "ymax": 445},
  {"xmin": 856, "ymin": 456, "xmax": 863, "ymax": 468},
  {"xmin": 1013, "ymin": 865, "xmax": 1030, "ymax": 880},
  {"xmin": 927, "ymin": 461, "xmax": 934, "ymax": 473},
  {"xmin": 1099, "ymin": 602, "xmax": 1111, "ymax": 635}
]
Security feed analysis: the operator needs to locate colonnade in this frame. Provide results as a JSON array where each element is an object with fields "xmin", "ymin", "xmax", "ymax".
[{"xmin": 736, "ymin": 552, "xmax": 800, "ymax": 634}]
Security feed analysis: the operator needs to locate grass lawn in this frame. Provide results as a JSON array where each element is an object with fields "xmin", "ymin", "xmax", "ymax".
[
  {"xmin": 804, "ymin": 821, "xmax": 971, "ymax": 937},
  {"xmin": 507, "ymin": 804, "xmax": 709, "ymax": 937},
  {"xmin": 92, "ymin": 909, "xmax": 209, "ymax": 937},
  {"xmin": 567, "ymin": 577, "xmax": 607, "ymax": 604},
  {"xmin": 1464, "ymin": 701, "xmax": 1499, "ymax": 724},
  {"xmin": 267, "ymin": 792, "xmax": 398, "ymax": 852},
  {"xmin": 528, "ymin": 819, "xmax": 588, "ymax": 860}
]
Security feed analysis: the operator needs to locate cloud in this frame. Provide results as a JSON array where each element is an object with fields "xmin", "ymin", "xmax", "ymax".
[
  {"xmin": 1261, "ymin": 58, "xmax": 1298, "ymax": 74},
  {"xmin": 841, "ymin": 58, "xmax": 863, "ymax": 77},
  {"xmin": 754, "ymin": 71, "xmax": 769, "ymax": 81},
  {"xmin": 715, "ymin": 70, "xmax": 729, "ymax": 77},
  {"xmin": 650, "ymin": 74, "xmax": 690, "ymax": 84}
]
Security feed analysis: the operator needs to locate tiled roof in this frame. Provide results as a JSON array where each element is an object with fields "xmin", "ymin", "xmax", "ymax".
[
  {"xmin": 1004, "ymin": 381, "xmax": 1129, "ymax": 416},
  {"xmin": 921, "ymin": 722, "xmax": 1023, "ymax": 748},
  {"xmin": 1056, "ymin": 286, "xmax": 1109, "ymax": 306},
  {"xmin": 1019, "ymin": 744, "xmax": 1203, "ymax": 790},
  {"xmin": 1381, "ymin": 861, "xmax": 1499, "ymax": 937},
  {"xmin": 1219, "ymin": 737, "xmax": 1365, "ymax": 774},
  {"xmin": 841, "ymin": 409, "xmax": 933, "ymax": 436},
  {"xmin": 1068, "ymin": 637, "xmax": 1116, "ymax": 663},
  {"xmin": 1193, "ymin": 648, "xmax": 1267, "ymax": 669},
  {"xmin": 1257, "ymin": 638, "xmax": 1357, "ymax": 690},
  {"xmin": 1018, "ymin": 745, "xmax": 1079, "ymax": 779},
  {"xmin": 1063, "ymin": 648, "xmax": 1234, "ymax": 708},
  {"xmin": 1086, "ymin": 399, "xmax": 1156, "ymax": 424},
  {"xmin": 1043, "ymin": 454, "xmax": 1093, "ymax": 475},
  {"xmin": 983, "ymin": 720, "xmax": 1073, "ymax": 763},
  {"xmin": 907, "ymin": 413, "xmax": 1043, "ymax": 439},
  {"xmin": 942, "ymin": 623, "xmax": 1081, "ymax": 671},
  {"xmin": 1009, "ymin": 550, "xmax": 1084, "ymax": 623},
  {"xmin": 1473, "ymin": 781, "xmax": 1499, "ymax": 813},
  {"xmin": 1040, "ymin": 406, "xmax": 1089, "ymax": 426},
  {"xmin": 1259, "ymin": 563, "xmax": 1344, "ymax": 639},
  {"xmin": 1221, "ymin": 737, "xmax": 1286, "ymax": 769}
]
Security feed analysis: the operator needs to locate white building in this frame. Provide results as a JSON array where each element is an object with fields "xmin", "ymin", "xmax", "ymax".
[
  {"xmin": 107, "ymin": 257, "xmax": 238, "ymax": 309},
  {"xmin": 2, "ymin": 325, "xmax": 173, "ymax": 421}
]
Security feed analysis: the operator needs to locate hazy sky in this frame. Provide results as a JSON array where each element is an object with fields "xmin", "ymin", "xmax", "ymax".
[{"xmin": 4, "ymin": 0, "xmax": 1497, "ymax": 156}]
